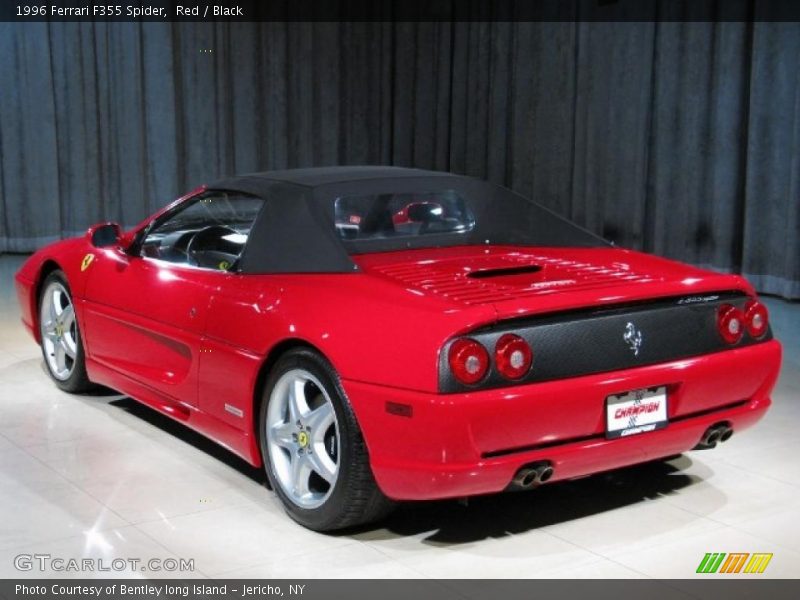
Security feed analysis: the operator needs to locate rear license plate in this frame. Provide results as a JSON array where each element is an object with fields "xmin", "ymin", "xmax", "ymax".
[{"xmin": 606, "ymin": 386, "xmax": 668, "ymax": 439}]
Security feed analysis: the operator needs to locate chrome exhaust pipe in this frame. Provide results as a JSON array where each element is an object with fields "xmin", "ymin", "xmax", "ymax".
[
  {"xmin": 705, "ymin": 429, "xmax": 722, "ymax": 446},
  {"xmin": 512, "ymin": 467, "xmax": 539, "ymax": 489},
  {"xmin": 694, "ymin": 423, "xmax": 733, "ymax": 450},
  {"xmin": 510, "ymin": 462, "xmax": 554, "ymax": 490},
  {"xmin": 538, "ymin": 465, "xmax": 554, "ymax": 483}
]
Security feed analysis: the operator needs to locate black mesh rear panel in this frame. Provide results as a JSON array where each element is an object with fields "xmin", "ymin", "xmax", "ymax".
[{"xmin": 439, "ymin": 292, "xmax": 771, "ymax": 393}]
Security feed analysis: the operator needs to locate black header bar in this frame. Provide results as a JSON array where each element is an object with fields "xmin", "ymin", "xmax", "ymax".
[{"xmin": 2, "ymin": 0, "xmax": 800, "ymax": 23}]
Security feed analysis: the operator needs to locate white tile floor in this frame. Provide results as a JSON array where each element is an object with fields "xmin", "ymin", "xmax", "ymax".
[{"xmin": 0, "ymin": 254, "xmax": 798, "ymax": 579}]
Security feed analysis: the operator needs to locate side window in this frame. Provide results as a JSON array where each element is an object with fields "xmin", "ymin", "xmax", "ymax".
[{"xmin": 141, "ymin": 192, "xmax": 263, "ymax": 271}]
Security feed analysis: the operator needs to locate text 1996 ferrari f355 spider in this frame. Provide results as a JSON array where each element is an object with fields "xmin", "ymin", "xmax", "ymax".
[{"xmin": 15, "ymin": 167, "xmax": 781, "ymax": 530}]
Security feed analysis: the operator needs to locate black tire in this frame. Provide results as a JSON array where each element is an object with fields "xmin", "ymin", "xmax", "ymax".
[
  {"xmin": 258, "ymin": 347, "xmax": 394, "ymax": 531},
  {"xmin": 38, "ymin": 270, "xmax": 94, "ymax": 393}
]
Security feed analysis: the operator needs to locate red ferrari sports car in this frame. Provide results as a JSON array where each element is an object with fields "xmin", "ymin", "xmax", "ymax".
[{"xmin": 15, "ymin": 167, "xmax": 781, "ymax": 531}]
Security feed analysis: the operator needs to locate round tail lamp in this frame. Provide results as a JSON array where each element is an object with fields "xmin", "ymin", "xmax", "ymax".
[
  {"xmin": 494, "ymin": 334, "xmax": 533, "ymax": 380},
  {"xmin": 717, "ymin": 304, "xmax": 745, "ymax": 344},
  {"xmin": 744, "ymin": 300, "xmax": 769, "ymax": 338},
  {"xmin": 448, "ymin": 338, "xmax": 489, "ymax": 385}
]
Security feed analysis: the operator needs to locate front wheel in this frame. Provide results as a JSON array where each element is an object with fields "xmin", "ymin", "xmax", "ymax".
[
  {"xmin": 38, "ymin": 270, "xmax": 94, "ymax": 393},
  {"xmin": 259, "ymin": 348, "xmax": 393, "ymax": 531}
]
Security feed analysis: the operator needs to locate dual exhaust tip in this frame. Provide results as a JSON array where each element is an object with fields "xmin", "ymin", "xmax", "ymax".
[
  {"xmin": 511, "ymin": 461, "xmax": 554, "ymax": 490},
  {"xmin": 694, "ymin": 422, "xmax": 733, "ymax": 450},
  {"xmin": 510, "ymin": 422, "xmax": 733, "ymax": 489}
]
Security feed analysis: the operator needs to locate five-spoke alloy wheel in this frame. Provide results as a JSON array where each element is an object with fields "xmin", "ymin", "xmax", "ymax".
[
  {"xmin": 259, "ymin": 348, "xmax": 393, "ymax": 531},
  {"xmin": 40, "ymin": 280, "xmax": 78, "ymax": 381},
  {"xmin": 266, "ymin": 369, "xmax": 340, "ymax": 509},
  {"xmin": 38, "ymin": 270, "xmax": 93, "ymax": 393}
]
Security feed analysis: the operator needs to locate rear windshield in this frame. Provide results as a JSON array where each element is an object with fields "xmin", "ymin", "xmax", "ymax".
[
  {"xmin": 335, "ymin": 190, "xmax": 475, "ymax": 240},
  {"xmin": 330, "ymin": 181, "xmax": 609, "ymax": 253}
]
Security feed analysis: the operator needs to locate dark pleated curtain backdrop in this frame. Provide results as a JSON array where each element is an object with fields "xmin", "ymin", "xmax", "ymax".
[{"xmin": 0, "ymin": 14, "xmax": 798, "ymax": 298}]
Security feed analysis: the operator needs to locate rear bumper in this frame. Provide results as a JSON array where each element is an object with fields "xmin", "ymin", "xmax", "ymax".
[{"xmin": 344, "ymin": 340, "xmax": 782, "ymax": 500}]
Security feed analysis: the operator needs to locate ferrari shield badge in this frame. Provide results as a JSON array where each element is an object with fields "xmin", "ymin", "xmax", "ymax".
[
  {"xmin": 623, "ymin": 322, "xmax": 643, "ymax": 356},
  {"xmin": 81, "ymin": 253, "xmax": 95, "ymax": 272}
]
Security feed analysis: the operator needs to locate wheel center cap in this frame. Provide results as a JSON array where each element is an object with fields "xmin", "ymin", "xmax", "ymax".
[
  {"xmin": 297, "ymin": 430, "xmax": 309, "ymax": 448},
  {"xmin": 55, "ymin": 323, "xmax": 63, "ymax": 337}
]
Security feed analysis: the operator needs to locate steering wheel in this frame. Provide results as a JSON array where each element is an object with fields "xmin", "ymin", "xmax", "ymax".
[{"xmin": 186, "ymin": 225, "xmax": 238, "ymax": 268}]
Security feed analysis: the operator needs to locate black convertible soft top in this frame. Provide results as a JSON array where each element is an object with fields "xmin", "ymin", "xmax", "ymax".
[
  {"xmin": 206, "ymin": 167, "xmax": 607, "ymax": 274},
  {"xmin": 210, "ymin": 166, "xmax": 452, "ymax": 191}
]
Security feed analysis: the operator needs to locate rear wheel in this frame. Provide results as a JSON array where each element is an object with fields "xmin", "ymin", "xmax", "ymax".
[
  {"xmin": 259, "ymin": 348, "xmax": 393, "ymax": 531},
  {"xmin": 38, "ymin": 270, "xmax": 93, "ymax": 393}
]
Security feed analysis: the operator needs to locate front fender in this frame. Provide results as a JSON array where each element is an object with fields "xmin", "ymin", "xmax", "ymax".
[{"xmin": 14, "ymin": 237, "xmax": 95, "ymax": 342}]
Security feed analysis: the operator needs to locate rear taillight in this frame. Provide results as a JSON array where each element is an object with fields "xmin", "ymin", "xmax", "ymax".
[
  {"xmin": 744, "ymin": 300, "xmax": 769, "ymax": 338},
  {"xmin": 495, "ymin": 334, "xmax": 533, "ymax": 380},
  {"xmin": 717, "ymin": 304, "xmax": 745, "ymax": 344},
  {"xmin": 448, "ymin": 338, "xmax": 489, "ymax": 385}
]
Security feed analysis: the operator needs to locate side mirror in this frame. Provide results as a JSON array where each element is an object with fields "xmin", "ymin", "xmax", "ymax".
[{"xmin": 87, "ymin": 222, "xmax": 123, "ymax": 248}]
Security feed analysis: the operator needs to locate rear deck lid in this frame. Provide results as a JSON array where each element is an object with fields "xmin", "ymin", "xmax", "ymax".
[{"xmin": 354, "ymin": 245, "xmax": 751, "ymax": 319}]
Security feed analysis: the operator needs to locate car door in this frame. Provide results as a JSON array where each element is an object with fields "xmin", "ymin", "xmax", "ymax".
[{"xmin": 81, "ymin": 190, "xmax": 264, "ymax": 409}]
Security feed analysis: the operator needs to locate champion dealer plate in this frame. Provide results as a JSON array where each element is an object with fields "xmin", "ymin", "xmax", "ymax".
[{"xmin": 606, "ymin": 386, "xmax": 668, "ymax": 439}]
